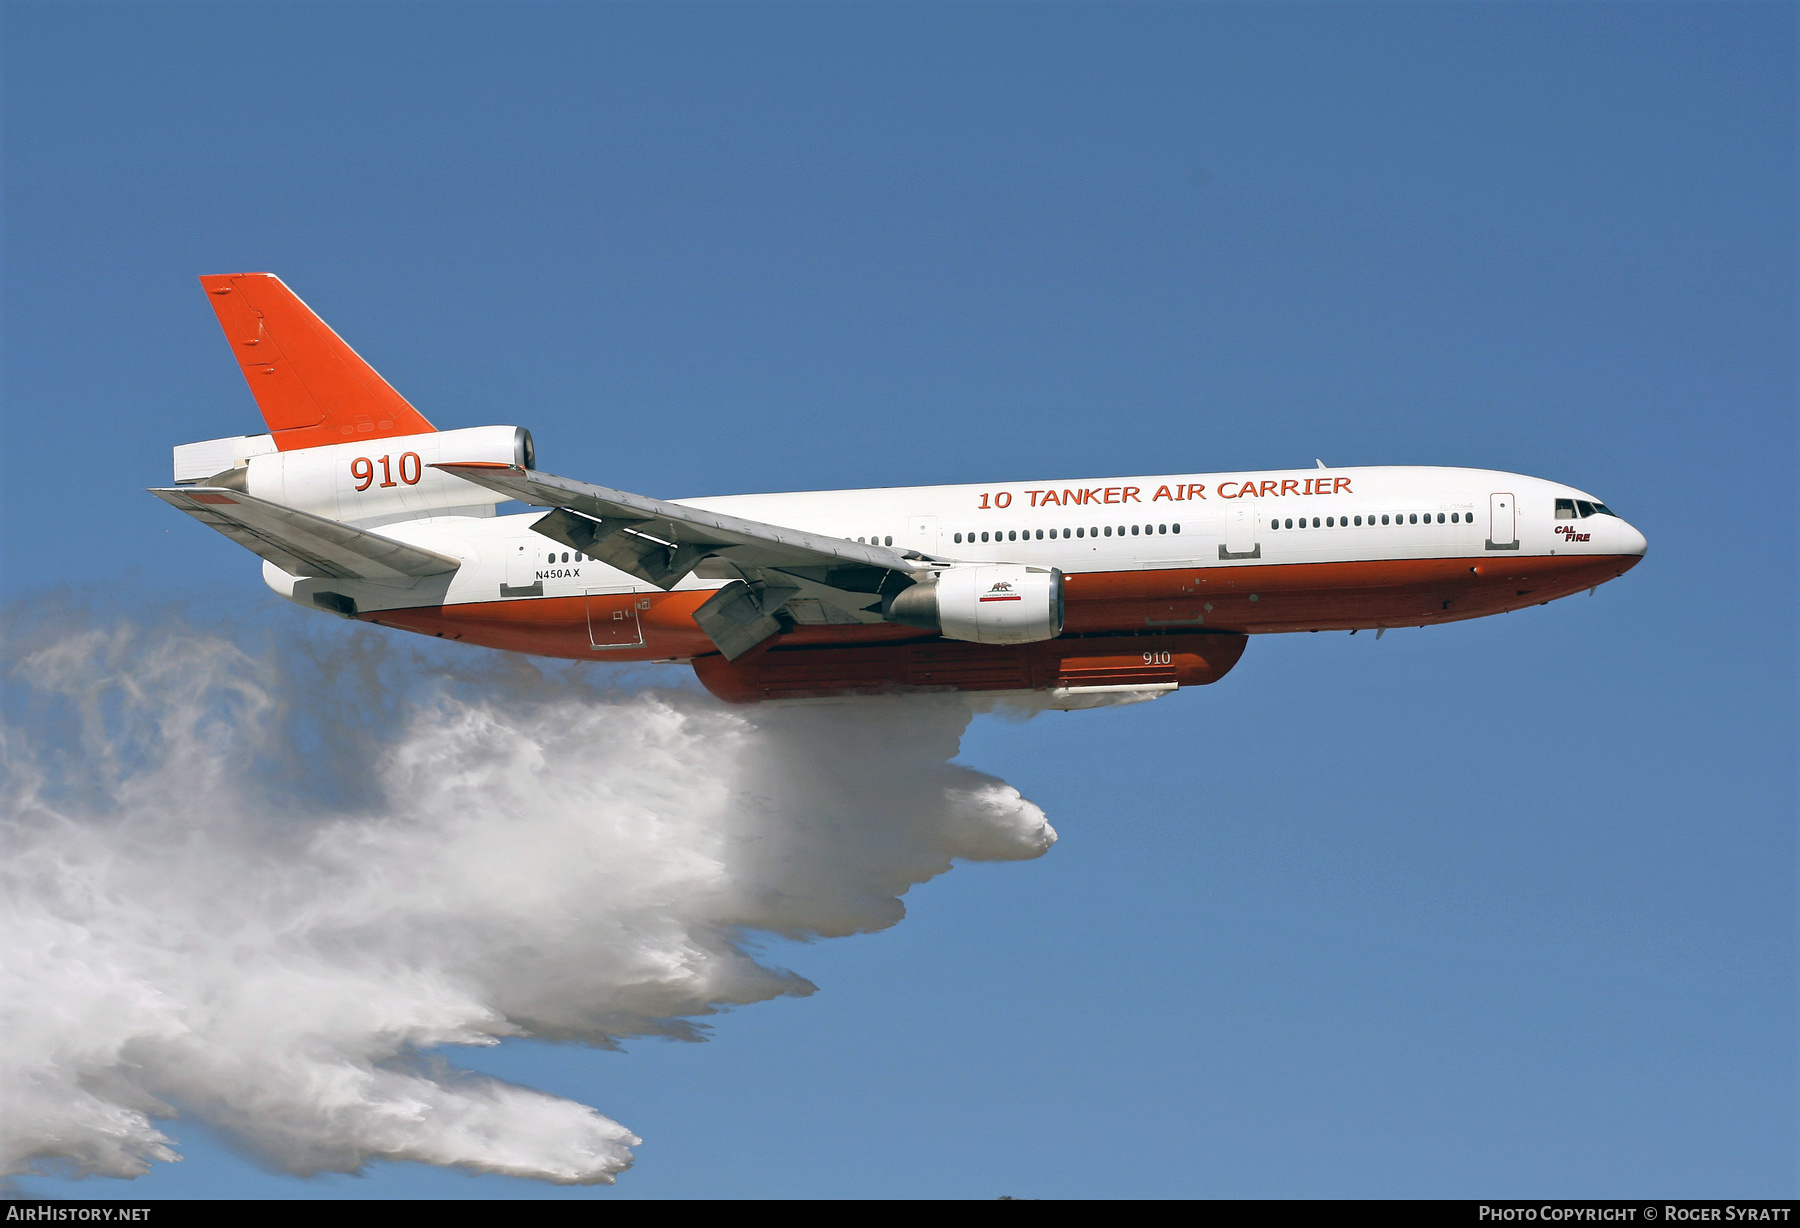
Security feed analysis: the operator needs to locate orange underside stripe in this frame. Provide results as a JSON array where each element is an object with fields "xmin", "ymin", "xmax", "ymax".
[{"xmin": 364, "ymin": 553, "xmax": 1641, "ymax": 681}]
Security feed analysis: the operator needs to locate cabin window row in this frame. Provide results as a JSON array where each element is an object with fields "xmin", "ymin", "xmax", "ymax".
[
  {"xmin": 951, "ymin": 524, "xmax": 1183, "ymax": 545},
  {"xmin": 555, "ymin": 511, "xmax": 1467, "ymax": 563},
  {"xmin": 1268, "ymin": 512, "xmax": 1469, "ymax": 530}
]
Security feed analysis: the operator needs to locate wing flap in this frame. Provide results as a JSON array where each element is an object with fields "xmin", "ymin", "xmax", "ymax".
[
  {"xmin": 530, "ymin": 506, "xmax": 714, "ymax": 590},
  {"xmin": 149, "ymin": 487, "xmax": 459, "ymax": 582},
  {"xmin": 691, "ymin": 580, "xmax": 795, "ymax": 661}
]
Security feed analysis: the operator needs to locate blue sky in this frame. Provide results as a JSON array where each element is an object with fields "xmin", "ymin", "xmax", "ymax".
[{"xmin": 4, "ymin": 1, "xmax": 1793, "ymax": 1199}]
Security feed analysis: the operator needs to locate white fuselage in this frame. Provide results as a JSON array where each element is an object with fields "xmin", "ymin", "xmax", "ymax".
[{"xmin": 262, "ymin": 464, "xmax": 1646, "ymax": 616}]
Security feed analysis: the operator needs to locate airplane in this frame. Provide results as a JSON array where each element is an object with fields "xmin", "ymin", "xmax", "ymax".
[{"xmin": 153, "ymin": 273, "xmax": 1647, "ymax": 707}]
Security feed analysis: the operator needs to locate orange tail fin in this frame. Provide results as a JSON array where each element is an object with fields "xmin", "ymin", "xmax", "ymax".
[{"xmin": 199, "ymin": 273, "xmax": 435, "ymax": 451}]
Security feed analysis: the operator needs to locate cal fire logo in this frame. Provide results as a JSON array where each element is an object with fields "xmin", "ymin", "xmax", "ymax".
[
  {"xmin": 1556, "ymin": 526, "xmax": 1591, "ymax": 543},
  {"xmin": 980, "ymin": 580, "xmax": 1022, "ymax": 603}
]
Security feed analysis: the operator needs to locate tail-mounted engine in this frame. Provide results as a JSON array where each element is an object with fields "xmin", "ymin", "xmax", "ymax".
[
  {"xmin": 172, "ymin": 426, "xmax": 533, "ymax": 525},
  {"xmin": 884, "ymin": 564, "xmax": 1064, "ymax": 645}
]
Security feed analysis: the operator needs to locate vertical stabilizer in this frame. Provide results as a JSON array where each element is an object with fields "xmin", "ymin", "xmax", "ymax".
[{"xmin": 199, "ymin": 273, "xmax": 436, "ymax": 451}]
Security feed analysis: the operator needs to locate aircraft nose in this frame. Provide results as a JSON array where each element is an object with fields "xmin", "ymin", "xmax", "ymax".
[{"xmin": 1621, "ymin": 520, "xmax": 1647, "ymax": 557}]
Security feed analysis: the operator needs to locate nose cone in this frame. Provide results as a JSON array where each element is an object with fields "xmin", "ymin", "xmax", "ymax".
[{"xmin": 1621, "ymin": 520, "xmax": 1648, "ymax": 557}]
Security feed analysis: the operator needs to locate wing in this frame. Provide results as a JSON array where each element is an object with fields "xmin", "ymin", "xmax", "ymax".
[
  {"xmin": 436, "ymin": 463, "xmax": 916, "ymax": 578},
  {"xmin": 149, "ymin": 487, "xmax": 460, "ymax": 582},
  {"xmin": 435, "ymin": 462, "xmax": 927, "ymax": 659}
]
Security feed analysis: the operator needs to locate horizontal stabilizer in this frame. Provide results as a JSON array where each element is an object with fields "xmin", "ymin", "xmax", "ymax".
[{"xmin": 149, "ymin": 487, "xmax": 459, "ymax": 582}]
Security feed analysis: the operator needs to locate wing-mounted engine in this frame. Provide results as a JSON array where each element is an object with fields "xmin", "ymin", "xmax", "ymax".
[{"xmin": 884, "ymin": 564, "xmax": 1064, "ymax": 645}]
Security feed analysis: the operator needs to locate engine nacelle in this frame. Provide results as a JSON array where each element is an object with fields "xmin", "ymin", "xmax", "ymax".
[
  {"xmin": 173, "ymin": 425, "xmax": 533, "ymax": 525},
  {"xmin": 885, "ymin": 564, "xmax": 1064, "ymax": 645}
]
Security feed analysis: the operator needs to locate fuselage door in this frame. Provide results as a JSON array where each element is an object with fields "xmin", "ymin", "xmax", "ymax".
[
  {"xmin": 908, "ymin": 514, "xmax": 939, "ymax": 554},
  {"xmin": 586, "ymin": 586, "xmax": 645, "ymax": 650},
  {"xmin": 501, "ymin": 540, "xmax": 543, "ymax": 596},
  {"xmin": 1221, "ymin": 502, "xmax": 1260, "ymax": 560},
  {"xmin": 1487, "ymin": 492, "xmax": 1519, "ymax": 550}
]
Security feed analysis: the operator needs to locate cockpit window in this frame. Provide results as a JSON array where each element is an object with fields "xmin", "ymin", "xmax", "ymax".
[{"xmin": 1556, "ymin": 497, "xmax": 1620, "ymax": 520}]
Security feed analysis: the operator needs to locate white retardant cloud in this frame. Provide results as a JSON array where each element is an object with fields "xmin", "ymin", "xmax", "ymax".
[{"xmin": 0, "ymin": 610, "xmax": 1055, "ymax": 1185}]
